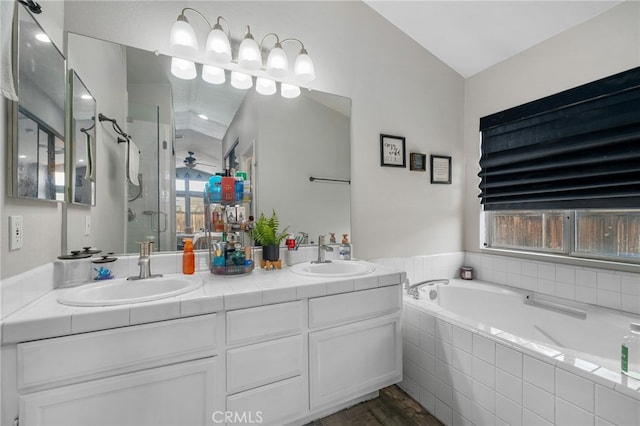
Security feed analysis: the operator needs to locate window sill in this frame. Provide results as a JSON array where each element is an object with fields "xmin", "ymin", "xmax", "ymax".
[{"xmin": 479, "ymin": 247, "xmax": 640, "ymax": 274}]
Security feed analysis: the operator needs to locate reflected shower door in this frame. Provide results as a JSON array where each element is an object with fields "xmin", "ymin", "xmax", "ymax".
[{"xmin": 126, "ymin": 102, "xmax": 175, "ymax": 253}]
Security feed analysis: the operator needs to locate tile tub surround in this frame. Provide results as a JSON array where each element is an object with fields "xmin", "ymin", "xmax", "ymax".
[
  {"xmin": 400, "ymin": 298, "xmax": 640, "ymax": 426},
  {"xmin": 0, "ymin": 256, "xmax": 403, "ymax": 344},
  {"xmin": 375, "ymin": 252, "xmax": 640, "ymax": 315}
]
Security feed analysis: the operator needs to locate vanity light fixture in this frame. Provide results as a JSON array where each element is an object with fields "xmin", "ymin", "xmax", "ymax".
[
  {"xmin": 230, "ymin": 71, "xmax": 253, "ymax": 90},
  {"xmin": 281, "ymin": 83, "xmax": 301, "ymax": 99},
  {"xmin": 256, "ymin": 77, "xmax": 276, "ymax": 96},
  {"xmin": 171, "ymin": 57, "xmax": 197, "ymax": 80},
  {"xmin": 202, "ymin": 65, "xmax": 225, "ymax": 84},
  {"xmin": 168, "ymin": 7, "xmax": 314, "ymax": 98}
]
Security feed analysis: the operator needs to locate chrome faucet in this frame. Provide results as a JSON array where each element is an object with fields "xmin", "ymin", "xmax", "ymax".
[
  {"xmin": 128, "ymin": 241, "xmax": 162, "ymax": 280},
  {"xmin": 406, "ymin": 279, "xmax": 449, "ymax": 299},
  {"xmin": 312, "ymin": 235, "xmax": 334, "ymax": 264}
]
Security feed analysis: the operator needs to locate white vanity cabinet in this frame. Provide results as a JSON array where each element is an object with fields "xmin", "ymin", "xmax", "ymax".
[
  {"xmin": 225, "ymin": 301, "xmax": 307, "ymax": 425},
  {"xmin": 308, "ymin": 285, "xmax": 402, "ymax": 411},
  {"xmin": 10, "ymin": 314, "xmax": 222, "ymax": 426}
]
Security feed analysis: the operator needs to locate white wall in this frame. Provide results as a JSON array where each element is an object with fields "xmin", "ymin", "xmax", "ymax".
[
  {"xmin": 463, "ymin": 1, "xmax": 640, "ymax": 253},
  {"xmin": 1, "ymin": 1, "xmax": 66, "ymax": 279},
  {"xmin": 63, "ymin": 0, "xmax": 466, "ymax": 260},
  {"xmin": 257, "ymin": 93, "xmax": 351, "ymax": 241}
]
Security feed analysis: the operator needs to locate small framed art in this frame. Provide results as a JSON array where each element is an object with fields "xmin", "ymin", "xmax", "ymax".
[
  {"xmin": 380, "ymin": 134, "xmax": 406, "ymax": 167},
  {"xmin": 430, "ymin": 155, "xmax": 452, "ymax": 184},
  {"xmin": 409, "ymin": 153, "xmax": 426, "ymax": 171}
]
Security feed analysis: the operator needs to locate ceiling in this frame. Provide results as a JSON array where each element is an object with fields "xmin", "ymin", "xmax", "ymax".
[{"xmin": 364, "ymin": 0, "xmax": 623, "ymax": 77}]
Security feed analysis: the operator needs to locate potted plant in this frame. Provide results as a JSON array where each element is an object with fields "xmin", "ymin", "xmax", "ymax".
[{"xmin": 251, "ymin": 210, "xmax": 289, "ymax": 261}]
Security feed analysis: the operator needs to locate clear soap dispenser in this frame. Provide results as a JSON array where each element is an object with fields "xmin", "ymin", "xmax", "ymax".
[{"xmin": 622, "ymin": 322, "xmax": 640, "ymax": 379}]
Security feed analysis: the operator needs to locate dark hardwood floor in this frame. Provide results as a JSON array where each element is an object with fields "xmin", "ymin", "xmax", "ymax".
[{"xmin": 305, "ymin": 385, "xmax": 443, "ymax": 426}]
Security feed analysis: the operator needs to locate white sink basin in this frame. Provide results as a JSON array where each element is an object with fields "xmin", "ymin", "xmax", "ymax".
[
  {"xmin": 58, "ymin": 276, "xmax": 202, "ymax": 307},
  {"xmin": 290, "ymin": 260, "xmax": 376, "ymax": 278}
]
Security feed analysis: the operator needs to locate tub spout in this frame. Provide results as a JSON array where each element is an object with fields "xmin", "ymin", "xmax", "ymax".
[{"xmin": 406, "ymin": 278, "xmax": 449, "ymax": 299}]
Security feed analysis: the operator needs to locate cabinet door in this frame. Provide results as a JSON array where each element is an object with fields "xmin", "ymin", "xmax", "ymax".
[
  {"xmin": 309, "ymin": 314, "xmax": 402, "ymax": 410},
  {"xmin": 20, "ymin": 358, "xmax": 219, "ymax": 426}
]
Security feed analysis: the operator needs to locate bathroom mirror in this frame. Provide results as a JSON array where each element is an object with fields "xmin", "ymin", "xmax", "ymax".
[
  {"xmin": 69, "ymin": 70, "xmax": 96, "ymax": 206},
  {"xmin": 9, "ymin": 5, "xmax": 66, "ymax": 201},
  {"xmin": 66, "ymin": 33, "xmax": 351, "ymax": 254}
]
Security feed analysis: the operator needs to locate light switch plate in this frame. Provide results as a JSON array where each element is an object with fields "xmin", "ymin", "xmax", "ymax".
[
  {"xmin": 9, "ymin": 215, "xmax": 23, "ymax": 251},
  {"xmin": 84, "ymin": 216, "xmax": 91, "ymax": 236}
]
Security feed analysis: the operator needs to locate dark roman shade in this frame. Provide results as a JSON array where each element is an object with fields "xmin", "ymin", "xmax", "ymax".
[{"xmin": 478, "ymin": 66, "xmax": 640, "ymax": 211}]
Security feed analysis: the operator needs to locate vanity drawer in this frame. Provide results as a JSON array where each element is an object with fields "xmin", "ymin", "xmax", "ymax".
[
  {"xmin": 226, "ymin": 376, "xmax": 305, "ymax": 426},
  {"xmin": 226, "ymin": 300, "xmax": 303, "ymax": 346},
  {"xmin": 226, "ymin": 335, "xmax": 303, "ymax": 394},
  {"xmin": 309, "ymin": 285, "xmax": 401, "ymax": 329},
  {"xmin": 17, "ymin": 314, "xmax": 218, "ymax": 390}
]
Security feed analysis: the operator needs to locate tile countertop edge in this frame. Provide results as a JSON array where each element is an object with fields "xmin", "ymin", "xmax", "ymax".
[{"xmin": 1, "ymin": 263, "xmax": 404, "ymax": 344}]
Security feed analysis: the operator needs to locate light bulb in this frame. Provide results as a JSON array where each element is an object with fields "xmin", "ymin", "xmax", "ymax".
[
  {"xmin": 169, "ymin": 18, "xmax": 198, "ymax": 57},
  {"xmin": 238, "ymin": 28, "xmax": 262, "ymax": 70},
  {"xmin": 205, "ymin": 27, "xmax": 232, "ymax": 63},
  {"xmin": 171, "ymin": 57, "xmax": 197, "ymax": 80},
  {"xmin": 231, "ymin": 71, "xmax": 253, "ymax": 90},
  {"xmin": 202, "ymin": 65, "xmax": 225, "ymax": 84},
  {"xmin": 266, "ymin": 45, "xmax": 289, "ymax": 78},
  {"xmin": 256, "ymin": 78, "xmax": 276, "ymax": 95},
  {"xmin": 294, "ymin": 50, "xmax": 315, "ymax": 83},
  {"xmin": 280, "ymin": 83, "xmax": 300, "ymax": 99}
]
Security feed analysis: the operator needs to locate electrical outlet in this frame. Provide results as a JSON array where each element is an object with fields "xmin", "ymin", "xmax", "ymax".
[
  {"xmin": 9, "ymin": 216, "xmax": 23, "ymax": 251},
  {"xmin": 84, "ymin": 216, "xmax": 91, "ymax": 236}
]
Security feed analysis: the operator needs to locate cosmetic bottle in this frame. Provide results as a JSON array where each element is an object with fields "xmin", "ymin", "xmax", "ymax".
[
  {"xmin": 622, "ymin": 322, "xmax": 640, "ymax": 379},
  {"xmin": 182, "ymin": 238, "xmax": 195, "ymax": 274},
  {"xmin": 339, "ymin": 234, "xmax": 351, "ymax": 260}
]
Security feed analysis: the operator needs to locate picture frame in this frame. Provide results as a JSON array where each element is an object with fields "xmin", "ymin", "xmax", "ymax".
[
  {"xmin": 409, "ymin": 153, "xmax": 426, "ymax": 171},
  {"xmin": 430, "ymin": 155, "xmax": 452, "ymax": 184},
  {"xmin": 380, "ymin": 134, "xmax": 406, "ymax": 167}
]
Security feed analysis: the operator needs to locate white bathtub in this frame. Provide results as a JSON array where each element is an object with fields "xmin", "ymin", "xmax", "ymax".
[
  {"xmin": 401, "ymin": 279, "xmax": 640, "ymax": 426},
  {"xmin": 413, "ymin": 279, "xmax": 634, "ymax": 371}
]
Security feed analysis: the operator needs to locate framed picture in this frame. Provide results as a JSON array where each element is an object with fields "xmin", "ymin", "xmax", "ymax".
[
  {"xmin": 430, "ymin": 155, "xmax": 452, "ymax": 184},
  {"xmin": 409, "ymin": 153, "xmax": 426, "ymax": 171},
  {"xmin": 380, "ymin": 134, "xmax": 406, "ymax": 167}
]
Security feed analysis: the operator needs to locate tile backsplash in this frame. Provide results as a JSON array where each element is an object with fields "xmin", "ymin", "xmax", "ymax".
[{"xmin": 3, "ymin": 250, "xmax": 639, "ymax": 320}]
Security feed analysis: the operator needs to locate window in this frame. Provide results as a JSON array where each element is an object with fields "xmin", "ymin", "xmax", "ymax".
[
  {"xmin": 486, "ymin": 210, "xmax": 640, "ymax": 263},
  {"xmin": 479, "ymin": 67, "xmax": 640, "ymax": 264}
]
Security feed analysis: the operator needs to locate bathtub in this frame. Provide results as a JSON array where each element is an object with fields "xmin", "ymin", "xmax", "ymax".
[{"xmin": 401, "ymin": 279, "xmax": 640, "ymax": 426}]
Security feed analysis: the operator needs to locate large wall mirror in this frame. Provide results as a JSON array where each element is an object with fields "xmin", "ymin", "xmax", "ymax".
[
  {"xmin": 66, "ymin": 33, "xmax": 351, "ymax": 254},
  {"xmin": 9, "ymin": 5, "xmax": 66, "ymax": 201},
  {"xmin": 69, "ymin": 70, "xmax": 96, "ymax": 206}
]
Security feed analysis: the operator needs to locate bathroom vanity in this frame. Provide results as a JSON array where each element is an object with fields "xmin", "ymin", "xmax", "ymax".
[{"xmin": 1, "ymin": 264, "xmax": 403, "ymax": 426}]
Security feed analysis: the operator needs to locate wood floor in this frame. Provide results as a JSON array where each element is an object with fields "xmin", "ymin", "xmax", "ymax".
[{"xmin": 305, "ymin": 385, "xmax": 443, "ymax": 426}]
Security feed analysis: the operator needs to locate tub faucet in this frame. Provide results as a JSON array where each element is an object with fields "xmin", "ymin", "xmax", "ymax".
[
  {"xmin": 128, "ymin": 241, "xmax": 163, "ymax": 280},
  {"xmin": 312, "ymin": 235, "xmax": 333, "ymax": 264},
  {"xmin": 406, "ymin": 278, "xmax": 449, "ymax": 299}
]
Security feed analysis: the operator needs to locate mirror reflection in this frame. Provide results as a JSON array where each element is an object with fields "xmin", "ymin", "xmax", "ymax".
[
  {"xmin": 70, "ymin": 70, "xmax": 96, "ymax": 205},
  {"xmin": 66, "ymin": 33, "xmax": 351, "ymax": 254},
  {"xmin": 13, "ymin": 6, "xmax": 66, "ymax": 201}
]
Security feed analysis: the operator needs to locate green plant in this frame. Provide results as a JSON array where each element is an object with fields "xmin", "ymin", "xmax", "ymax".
[{"xmin": 251, "ymin": 210, "xmax": 289, "ymax": 246}]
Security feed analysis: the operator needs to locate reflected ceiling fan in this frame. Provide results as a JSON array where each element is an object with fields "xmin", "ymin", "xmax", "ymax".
[{"xmin": 183, "ymin": 151, "xmax": 216, "ymax": 169}]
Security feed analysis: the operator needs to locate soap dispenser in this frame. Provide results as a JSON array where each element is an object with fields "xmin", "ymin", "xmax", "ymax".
[{"xmin": 339, "ymin": 234, "xmax": 351, "ymax": 260}]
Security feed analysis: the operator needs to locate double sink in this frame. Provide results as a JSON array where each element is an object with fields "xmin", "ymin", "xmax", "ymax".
[{"xmin": 57, "ymin": 260, "xmax": 376, "ymax": 307}]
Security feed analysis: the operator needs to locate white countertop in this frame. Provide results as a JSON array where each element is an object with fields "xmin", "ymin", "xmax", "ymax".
[{"xmin": 1, "ymin": 263, "xmax": 405, "ymax": 344}]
